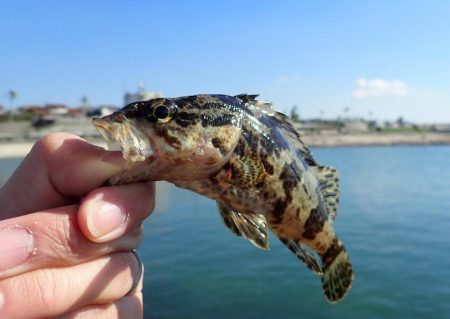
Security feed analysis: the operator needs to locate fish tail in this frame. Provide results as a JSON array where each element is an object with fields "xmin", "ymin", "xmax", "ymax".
[{"xmin": 320, "ymin": 238, "xmax": 354, "ymax": 303}]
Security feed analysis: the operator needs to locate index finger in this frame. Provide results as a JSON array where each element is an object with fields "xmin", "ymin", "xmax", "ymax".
[{"xmin": 0, "ymin": 132, "xmax": 125, "ymax": 219}]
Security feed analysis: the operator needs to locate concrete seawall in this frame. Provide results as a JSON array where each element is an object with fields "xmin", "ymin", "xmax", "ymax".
[{"xmin": 303, "ymin": 132, "xmax": 450, "ymax": 147}]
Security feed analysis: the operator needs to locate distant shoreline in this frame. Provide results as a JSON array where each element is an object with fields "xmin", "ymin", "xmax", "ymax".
[
  {"xmin": 303, "ymin": 132, "xmax": 450, "ymax": 147},
  {"xmin": 0, "ymin": 142, "xmax": 35, "ymax": 158},
  {"xmin": 0, "ymin": 132, "xmax": 449, "ymax": 158},
  {"xmin": 0, "ymin": 140, "xmax": 106, "ymax": 158}
]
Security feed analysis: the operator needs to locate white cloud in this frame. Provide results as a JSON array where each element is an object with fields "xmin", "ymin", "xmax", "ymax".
[{"xmin": 353, "ymin": 78, "xmax": 409, "ymax": 98}]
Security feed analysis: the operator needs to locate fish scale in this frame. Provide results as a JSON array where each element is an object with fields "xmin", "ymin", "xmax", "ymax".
[{"xmin": 92, "ymin": 94, "xmax": 354, "ymax": 303}]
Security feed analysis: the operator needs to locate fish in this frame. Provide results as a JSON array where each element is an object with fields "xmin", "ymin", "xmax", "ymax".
[{"xmin": 92, "ymin": 94, "xmax": 354, "ymax": 303}]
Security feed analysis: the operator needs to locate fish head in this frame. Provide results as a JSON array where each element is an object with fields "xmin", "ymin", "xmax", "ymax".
[{"xmin": 92, "ymin": 96, "xmax": 244, "ymax": 181}]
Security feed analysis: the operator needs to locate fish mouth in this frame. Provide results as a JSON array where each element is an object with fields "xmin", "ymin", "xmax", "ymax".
[{"xmin": 93, "ymin": 115, "xmax": 154, "ymax": 163}]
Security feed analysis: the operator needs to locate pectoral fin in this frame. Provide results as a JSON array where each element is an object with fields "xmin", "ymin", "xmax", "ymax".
[{"xmin": 217, "ymin": 202, "xmax": 269, "ymax": 250}]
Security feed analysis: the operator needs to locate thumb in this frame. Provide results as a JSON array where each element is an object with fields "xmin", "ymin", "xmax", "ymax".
[{"xmin": 0, "ymin": 132, "xmax": 125, "ymax": 219}]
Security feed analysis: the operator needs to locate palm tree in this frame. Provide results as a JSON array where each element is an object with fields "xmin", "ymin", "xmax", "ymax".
[
  {"xmin": 343, "ymin": 106, "xmax": 351, "ymax": 121},
  {"xmin": 319, "ymin": 109, "xmax": 324, "ymax": 118},
  {"xmin": 81, "ymin": 95, "xmax": 89, "ymax": 115},
  {"xmin": 343, "ymin": 106, "xmax": 350, "ymax": 115},
  {"xmin": 7, "ymin": 90, "xmax": 17, "ymax": 104},
  {"xmin": 7, "ymin": 90, "xmax": 17, "ymax": 120}
]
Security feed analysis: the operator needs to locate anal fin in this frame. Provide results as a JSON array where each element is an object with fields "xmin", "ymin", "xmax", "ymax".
[
  {"xmin": 217, "ymin": 202, "xmax": 269, "ymax": 250},
  {"xmin": 278, "ymin": 236, "xmax": 323, "ymax": 275}
]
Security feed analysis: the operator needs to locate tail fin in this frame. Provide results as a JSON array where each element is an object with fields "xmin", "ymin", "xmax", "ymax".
[{"xmin": 321, "ymin": 239, "xmax": 354, "ymax": 303}]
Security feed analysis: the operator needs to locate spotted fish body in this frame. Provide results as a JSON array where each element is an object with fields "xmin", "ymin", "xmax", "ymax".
[{"xmin": 93, "ymin": 94, "xmax": 354, "ymax": 303}]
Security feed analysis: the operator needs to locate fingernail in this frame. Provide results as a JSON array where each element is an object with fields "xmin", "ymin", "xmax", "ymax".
[
  {"xmin": 0, "ymin": 227, "xmax": 33, "ymax": 273},
  {"xmin": 88, "ymin": 199, "xmax": 127, "ymax": 240}
]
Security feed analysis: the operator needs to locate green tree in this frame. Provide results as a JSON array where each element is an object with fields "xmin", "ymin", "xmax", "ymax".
[{"xmin": 290, "ymin": 105, "xmax": 300, "ymax": 122}]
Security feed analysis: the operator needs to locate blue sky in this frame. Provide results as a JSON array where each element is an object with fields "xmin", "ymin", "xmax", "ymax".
[{"xmin": 1, "ymin": 0, "xmax": 450, "ymax": 123}]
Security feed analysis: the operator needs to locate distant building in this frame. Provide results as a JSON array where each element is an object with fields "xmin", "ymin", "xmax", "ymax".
[
  {"xmin": 66, "ymin": 108, "xmax": 83, "ymax": 117},
  {"xmin": 20, "ymin": 105, "xmax": 47, "ymax": 116},
  {"xmin": 45, "ymin": 104, "xmax": 69, "ymax": 115},
  {"xmin": 124, "ymin": 83, "xmax": 161, "ymax": 105},
  {"xmin": 87, "ymin": 105, "xmax": 119, "ymax": 117},
  {"xmin": 432, "ymin": 124, "xmax": 450, "ymax": 132},
  {"xmin": 296, "ymin": 120, "xmax": 342, "ymax": 134},
  {"xmin": 343, "ymin": 120, "xmax": 369, "ymax": 133}
]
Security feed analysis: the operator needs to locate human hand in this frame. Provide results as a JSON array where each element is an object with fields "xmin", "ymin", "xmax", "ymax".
[{"xmin": 0, "ymin": 133, "xmax": 154, "ymax": 318}]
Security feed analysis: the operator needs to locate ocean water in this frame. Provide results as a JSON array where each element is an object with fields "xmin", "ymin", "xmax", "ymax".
[{"xmin": 1, "ymin": 146, "xmax": 450, "ymax": 319}]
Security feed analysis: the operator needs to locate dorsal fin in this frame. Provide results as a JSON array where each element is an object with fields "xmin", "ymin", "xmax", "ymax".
[
  {"xmin": 235, "ymin": 94, "xmax": 259, "ymax": 103},
  {"xmin": 264, "ymin": 110, "xmax": 317, "ymax": 166},
  {"xmin": 235, "ymin": 94, "xmax": 273, "ymax": 108},
  {"xmin": 311, "ymin": 166, "xmax": 340, "ymax": 220}
]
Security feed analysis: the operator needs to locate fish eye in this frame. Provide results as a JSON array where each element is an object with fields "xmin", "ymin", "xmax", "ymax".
[{"xmin": 153, "ymin": 105, "xmax": 171, "ymax": 122}]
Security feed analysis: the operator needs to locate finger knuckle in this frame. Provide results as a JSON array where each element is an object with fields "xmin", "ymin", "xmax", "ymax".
[
  {"xmin": 42, "ymin": 213, "xmax": 85, "ymax": 262},
  {"xmin": 33, "ymin": 133, "xmax": 71, "ymax": 158},
  {"xmin": 33, "ymin": 133, "xmax": 85, "ymax": 183}
]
